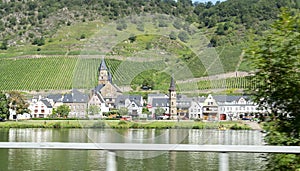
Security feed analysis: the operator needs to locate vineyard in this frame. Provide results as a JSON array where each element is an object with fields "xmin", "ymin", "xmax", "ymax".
[
  {"xmin": 0, "ymin": 56, "xmax": 255, "ymax": 92},
  {"xmin": 0, "ymin": 57, "xmax": 76, "ymax": 91},
  {"xmin": 176, "ymin": 77, "xmax": 257, "ymax": 92}
]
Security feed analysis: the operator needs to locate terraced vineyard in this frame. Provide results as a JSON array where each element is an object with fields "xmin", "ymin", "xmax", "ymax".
[
  {"xmin": 0, "ymin": 56, "xmax": 254, "ymax": 92},
  {"xmin": 0, "ymin": 57, "xmax": 77, "ymax": 91}
]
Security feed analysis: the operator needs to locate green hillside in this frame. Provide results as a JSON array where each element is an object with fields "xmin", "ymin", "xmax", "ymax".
[{"xmin": 0, "ymin": 0, "xmax": 298, "ymax": 92}]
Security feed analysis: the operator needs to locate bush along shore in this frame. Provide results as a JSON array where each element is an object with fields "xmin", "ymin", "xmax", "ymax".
[{"xmin": 0, "ymin": 120, "xmax": 251, "ymax": 130}]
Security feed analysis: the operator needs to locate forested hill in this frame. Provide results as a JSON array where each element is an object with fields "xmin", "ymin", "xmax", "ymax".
[{"xmin": 0, "ymin": 0, "xmax": 299, "ymax": 49}]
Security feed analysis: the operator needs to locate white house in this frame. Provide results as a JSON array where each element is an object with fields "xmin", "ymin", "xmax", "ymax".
[
  {"xmin": 216, "ymin": 95, "xmax": 262, "ymax": 120},
  {"xmin": 151, "ymin": 98, "xmax": 169, "ymax": 118},
  {"xmin": 115, "ymin": 95, "xmax": 143, "ymax": 117},
  {"xmin": 28, "ymin": 97, "xmax": 53, "ymax": 118},
  {"xmin": 88, "ymin": 91, "xmax": 109, "ymax": 118},
  {"xmin": 188, "ymin": 100, "xmax": 203, "ymax": 119},
  {"xmin": 202, "ymin": 94, "xmax": 219, "ymax": 121}
]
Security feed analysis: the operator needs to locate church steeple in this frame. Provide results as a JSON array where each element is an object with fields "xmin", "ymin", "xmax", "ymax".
[
  {"xmin": 98, "ymin": 58, "xmax": 108, "ymax": 71},
  {"xmin": 98, "ymin": 58, "xmax": 109, "ymax": 85},
  {"xmin": 169, "ymin": 76, "xmax": 176, "ymax": 91},
  {"xmin": 169, "ymin": 75, "xmax": 177, "ymax": 119}
]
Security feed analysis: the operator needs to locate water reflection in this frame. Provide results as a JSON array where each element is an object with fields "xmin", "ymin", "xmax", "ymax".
[{"xmin": 0, "ymin": 128, "xmax": 266, "ymax": 170}]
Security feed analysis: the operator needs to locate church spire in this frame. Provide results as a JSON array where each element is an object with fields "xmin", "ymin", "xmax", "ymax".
[
  {"xmin": 98, "ymin": 57, "xmax": 108, "ymax": 71},
  {"xmin": 98, "ymin": 58, "xmax": 109, "ymax": 85},
  {"xmin": 169, "ymin": 75, "xmax": 176, "ymax": 91}
]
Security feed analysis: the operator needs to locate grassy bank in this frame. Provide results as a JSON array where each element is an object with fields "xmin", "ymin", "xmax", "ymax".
[{"xmin": 0, "ymin": 120, "xmax": 251, "ymax": 130}]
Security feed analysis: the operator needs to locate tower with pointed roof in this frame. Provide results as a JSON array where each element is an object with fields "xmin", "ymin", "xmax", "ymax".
[
  {"xmin": 94, "ymin": 58, "xmax": 122, "ymax": 109},
  {"xmin": 98, "ymin": 58, "xmax": 109, "ymax": 85},
  {"xmin": 169, "ymin": 76, "xmax": 177, "ymax": 119}
]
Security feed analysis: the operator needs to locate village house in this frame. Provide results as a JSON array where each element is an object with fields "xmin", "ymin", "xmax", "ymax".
[
  {"xmin": 151, "ymin": 98, "xmax": 169, "ymax": 118},
  {"xmin": 188, "ymin": 97, "xmax": 205, "ymax": 119},
  {"xmin": 28, "ymin": 96, "xmax": 53, "ymax": 118},
  {"xmin": 115, "ymin": 95, "xmax": 143, "ymax": 117},
  {"xmin": 216, "ymin": 95, "xmax": 262, "ymax": 120},
  {"xmin": 88, "ymin": 90, "xmax": 109, "ymax": 118},
  {"xmin": 62, "ymin": 89, "xmax": 89, "ymax": 118},
  {"xmin": 202, "ymin": 94, "xmax": 219, "ymax": 121}
]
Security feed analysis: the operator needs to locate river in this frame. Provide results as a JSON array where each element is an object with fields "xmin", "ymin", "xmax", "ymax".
[{"xmin": 0, "ymin": 128, "xmax": 266, "ymax": 170}]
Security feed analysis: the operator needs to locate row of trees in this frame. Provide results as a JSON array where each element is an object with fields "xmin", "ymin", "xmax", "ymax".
[{"xmin": 245, "ymin": 9, "xmax": 300, "ymax": 170}]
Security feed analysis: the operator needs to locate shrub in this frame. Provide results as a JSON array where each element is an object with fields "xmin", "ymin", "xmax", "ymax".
[
  {"xmin": 92, "ymin": 121, "xmax": 105, "ymax": 128},
  {"xmin": 118, "ymin": 120, "xmax": 127, "ymax": 125}
]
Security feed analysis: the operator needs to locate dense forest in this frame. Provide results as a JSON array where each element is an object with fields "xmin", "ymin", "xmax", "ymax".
[{"xmin": 0, "ymin": 0, "xmax": 299, "ymax": 49}]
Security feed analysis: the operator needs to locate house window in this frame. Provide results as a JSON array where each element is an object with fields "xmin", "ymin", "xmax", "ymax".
[
  {"xmin": 41, "ymin": 110, "xmax": 45, "ymax": 113},
  {"xmin": 34, "ymin": 110, "xmax": 38, "ymax": 113}
]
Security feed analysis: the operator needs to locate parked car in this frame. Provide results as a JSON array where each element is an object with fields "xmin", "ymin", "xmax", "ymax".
[
  {"xmin": 0, "ymin": 118, "xmax": 5, "ymax": 122},
  {"xmin": 120, "ymin": 115, "xmax": 132, "ymax": 121}
]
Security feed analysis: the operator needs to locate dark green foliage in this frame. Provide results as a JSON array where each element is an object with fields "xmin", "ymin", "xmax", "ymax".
[
  {"xmin": 169, "ymin": 31, "xmax": 177, "ymax": 40},
  {"xmin": 8, "ymin": 91, "xmax": 29, "ymax": 115},
  {"xmin": 158, "ymin": 20, "xmax": 168, "ymax": 27},
  {"xmin": 245, "ymin": 9, "xmax": 300, "ymax": 170},
  {"xmin": 0, "ymin": 40, "xmax": 8, "ymax": 50},
  {"xmin": 56, "ymin": 104, "xmax": 70, "ymax": 118},
  {"xmin": 0, "ymin": 0, "xmax": 298, "ymax": 48},
  {"xmin": 80, "ymin": 34, "xmax": 86, "ymax": 39},
  {"xmin": 32, "ymin": 37, "xmax": 45, "ymax": 46},
  {"xmin": 178, "ymin": 31, "xmax": 189, "ymax": 43},
  {"xmin": 118, "ymin": 120, "xmax": 127, "ymax": 125},
  {"xmin": 128, "ymin": 34, "xmax": 136, "ymax": 43},
  {"xmin": 154, "ymin": 107, "xmax": 165, "ymax": 116},
  {"xmin": 216, "ymin": 24, "xmax": 225, "ymax": 35},
  {"xmin": 0, "ymin": 92, "xmax": 9, "ymax": 119}
]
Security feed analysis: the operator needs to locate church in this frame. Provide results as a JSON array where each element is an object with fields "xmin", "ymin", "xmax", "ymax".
[{"xmin": 91, "ymin": 58, "xmax": 122, "ymax": 109}]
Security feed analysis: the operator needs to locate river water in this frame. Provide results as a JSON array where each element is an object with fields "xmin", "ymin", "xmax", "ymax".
[{"xmin": 0, "ymin": 128, "xmax": 266, "ymax": 170}]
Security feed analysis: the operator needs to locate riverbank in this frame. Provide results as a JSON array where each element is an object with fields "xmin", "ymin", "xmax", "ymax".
[{"xmin": 0, "ymin": 120, "xmax": 251, "ymax": 130}]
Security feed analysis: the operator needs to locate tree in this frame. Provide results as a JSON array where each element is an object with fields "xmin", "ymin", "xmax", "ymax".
[
  {"xmin": 8, "ymin": 91, "xmax": 29, "ymax": 115},
  {"xmin": 128, "ymin": 34, "xmax": 136, "ymax": 43},
  {"xmin": 245, "ymin": 10, "xmax": 300, "ymax": 170},
  {"xmin": 56, "ymin": 105, "xmax": 70, "ymax": 118},
  {"xmin": 142, "ymin": 78, "xmax": 154, "ymax": 90},
  {"xmin": 0, "ymin": 40, "xmax": 8, "ymax": 50},
  {"xmin": 32, "ymin": 37, "xmax": 45, "ymax": 46},
  {"xmin": 0, "ymin": 92, "xmax": 9, "ymax": 119},
  {"xmin": 118, "ymin": 107, "xmax": 128, "ymax": 116},
  {"xmin": 169, "ymin": 31, "xmax": 177, "ymax": 40},
  {"xmin": 178, "ymin": 31, "xmax": 189, "ymax": 43},
  {"xmin": 216, "ymin": 24, "xmax": 225, "ymax": 35},
  {"xmin": 88, "ymin": 105, "xmax": 100, "ymax": 115},
  {"xmin": 155, "ymin": 107, "xmax": 165, "ymax": 116}
]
